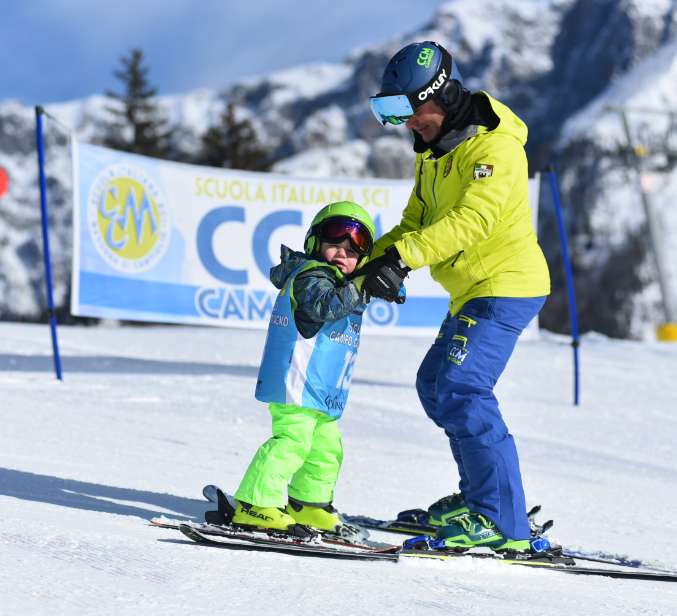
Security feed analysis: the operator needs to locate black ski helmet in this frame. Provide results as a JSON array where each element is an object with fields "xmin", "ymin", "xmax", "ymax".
[{"xmin": 377, "ymin": 41, "xmax": 464, "ymax": 113}]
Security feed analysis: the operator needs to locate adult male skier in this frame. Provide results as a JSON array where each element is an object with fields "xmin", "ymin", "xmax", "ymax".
[{"xmin": 358, "ymin": 41, "xmax": 551, "ymax": 552}]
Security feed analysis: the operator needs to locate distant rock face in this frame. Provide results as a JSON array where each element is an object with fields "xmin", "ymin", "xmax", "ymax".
[
  {"xmin": 292, "ymin": 105, "xmax": 349, "ymax": 150},
  {"xmin": 542, "ymin": 33, "xmax": 677, "ymax": 339},
  {"xmin": 1, "ymin": 0, "xmax": 675, "ymax": 337}
]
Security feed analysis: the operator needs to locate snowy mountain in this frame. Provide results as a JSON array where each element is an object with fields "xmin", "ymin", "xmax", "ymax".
[
  {"xmin": 550, "ymin": 36, "xmax": 677, "ymax": 339},
  {"xmin": 2, "ymin": 321, "xmax": 677, "ymax": 614},
  {"xmin": 0, "ymin": 0, "xmax": 675, "ymax": 338}
]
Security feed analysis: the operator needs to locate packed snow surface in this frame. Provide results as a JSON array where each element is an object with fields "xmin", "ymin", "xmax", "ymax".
[{"xmin": 1, "ymin": 322, "xmax": 676, "ymax": 614}]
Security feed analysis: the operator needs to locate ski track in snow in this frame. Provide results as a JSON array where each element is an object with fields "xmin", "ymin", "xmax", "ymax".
[{"xmin": 1, "ymin": 322, "xmax": 677, "ymax": 615}]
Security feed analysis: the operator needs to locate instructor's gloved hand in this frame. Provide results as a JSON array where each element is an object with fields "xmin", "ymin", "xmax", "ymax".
[{"xmin": 354, "ymin": 245, "xmax": 410, "ymax": 303}]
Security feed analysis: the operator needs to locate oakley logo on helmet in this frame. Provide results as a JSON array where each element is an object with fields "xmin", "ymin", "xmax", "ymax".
[
  {"xmin": 417, "ymin": 47, "xmax": 434, "ymax": 68},
  {"xmin": 417, "ymin": 68, "xmax": 447, "ymax": 102}
]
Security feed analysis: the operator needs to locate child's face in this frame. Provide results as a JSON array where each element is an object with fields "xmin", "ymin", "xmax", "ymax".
[{"xmin": 320, "ymin": 239, "xmax": 360, "ymax": 275}]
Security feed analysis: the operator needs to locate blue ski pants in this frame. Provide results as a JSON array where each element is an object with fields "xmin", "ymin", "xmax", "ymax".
[{"xmin": 416, "ymin": 296, "xmax": 546, "ymax": 540}]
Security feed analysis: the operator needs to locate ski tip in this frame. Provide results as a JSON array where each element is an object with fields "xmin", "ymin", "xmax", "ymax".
[
  {"xmin": 527, "ymin": 504, "xmax": 542, "ymax": 518},
  {"xmin": 202, "ymin": 484, "xmax": 238, "ymax": 514},
  {"xmin": 179, "ymin": 523, "xmax": 209, "ymax": 544},
  {"xmin": 396, "ymin": 508, "xmax": 430, "ymax": 525},
  {"xmin": 202, "ymin": 484, "xmax": 219, "ymax": 503}
]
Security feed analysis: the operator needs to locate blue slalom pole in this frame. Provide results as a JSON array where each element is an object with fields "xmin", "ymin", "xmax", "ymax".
[
  {"xmin": 34, "ymin": 106, "xmax": 63, "ymax": 381},
  {"xmin": 547, "ymin": 166, "xmax": 579, "ymax": 405}
]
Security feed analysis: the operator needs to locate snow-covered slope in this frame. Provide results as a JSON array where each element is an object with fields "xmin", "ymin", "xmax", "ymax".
[{"xmin": 1, "ymin": 322, "xmax": 676, "ymax": 614}]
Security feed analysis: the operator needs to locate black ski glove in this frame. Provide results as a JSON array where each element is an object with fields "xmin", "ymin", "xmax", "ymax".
[{"xmin": 355, "ymin": 245, "xmax": 410, "ymax": 303}]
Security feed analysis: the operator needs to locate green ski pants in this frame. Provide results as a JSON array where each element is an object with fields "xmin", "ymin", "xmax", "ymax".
[{"xmin": 234, "ymin": 403, "xmax": 343, "ymax": 508}]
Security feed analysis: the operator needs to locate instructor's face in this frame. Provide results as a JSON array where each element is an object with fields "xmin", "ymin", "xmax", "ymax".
[{"xmin": 405, "ymin": 100, "xmax": 446, "ymax": 143}]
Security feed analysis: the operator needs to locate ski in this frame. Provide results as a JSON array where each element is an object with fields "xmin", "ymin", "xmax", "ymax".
[
  {"xmin": 176, "ymin": 523, "xmax": 398, "ymax": 561},
  {"xmin": 202, "ymin": 484, "xmax": 223, "ymax": 505},
  {"xmin": 196, "ymin": 486, "xmax": 677, "ymax": 580},
  {"xmin": 558, "ymin": 549, "xmax": 677, "ymax": 574},
  {"xmin": 156, "ymin": 521, "xmax": 677, "ymax": 581},
  {"xmin": 150, "ymin": 517, "xmax": 395, "ymax": 552},
  {"xmin": 205, "ymin": 486, "xmax": 553, "ymax": 538},
  {"xmin": 398, "ymin": 548, "xmax": 677, "ymax": 582},
  {"xmin": 343, "ymin": 504, "xmax": 552, "ymax": 537},
  {"xmin": 200, "ymin": 485, "xmax": 370, "ymax": 544},
  {"xmin": 342, "ymin": 512, "xmax": 436, "ymax": 535},
  {"xmin": 341, "ymin": 511, "xmax": 676, "ymax": 574}
]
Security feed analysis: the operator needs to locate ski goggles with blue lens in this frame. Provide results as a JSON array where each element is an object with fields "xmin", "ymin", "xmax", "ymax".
[{"xmin": 369, "ymin": 94, "xmax": 416, "ymax": 126}]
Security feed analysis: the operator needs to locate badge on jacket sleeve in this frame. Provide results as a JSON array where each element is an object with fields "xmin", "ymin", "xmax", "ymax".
[{"xmin": 473, "ymin": 163, "xmax": 494, "ymax": 180}]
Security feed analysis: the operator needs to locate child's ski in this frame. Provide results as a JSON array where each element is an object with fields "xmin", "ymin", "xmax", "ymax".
[
  {"xmin": 150, "ymin": 517, "xmax": 394, "ymax": 552},
  {"xmin": 176, "ymin": 523, "xmax": 399, "ymax": 560}
]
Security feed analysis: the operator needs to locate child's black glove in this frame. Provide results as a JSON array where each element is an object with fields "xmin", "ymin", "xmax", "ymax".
[{"xmin": 355, "ymin": 246, "xmax": 410, "ymax": 303}]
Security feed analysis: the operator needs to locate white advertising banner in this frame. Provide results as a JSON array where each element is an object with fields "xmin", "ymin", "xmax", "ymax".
[{"xmin": 71, "ymin": 142, "xmax": 540, "ymax": 336}]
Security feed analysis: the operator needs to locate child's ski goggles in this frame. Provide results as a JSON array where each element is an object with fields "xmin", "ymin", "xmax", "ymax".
[
  {"xmin": 318, "ymin": 218, "xmax": 373, "ymax": 255},
  {"xmin": 369, "ymin": 94, "xmax": 416, "ymax": 126}
]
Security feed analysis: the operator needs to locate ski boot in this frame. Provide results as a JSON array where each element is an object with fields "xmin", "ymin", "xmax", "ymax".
[
  {"xmin": 232, "ymin": 501, "xmax": 314, "ymax": 538},
  {"xmin": 435, "ymin": 512, "xmax": 531, "ymax": 553},
  {"xmin": 426, "ymin": 493, "xmax": 470, "ymax": 527},
  {"xmin": 403, "ymin": 524, "xmax": 566, "ymax": 563},
  {"xmin": 395, "ymin": 493, "xmax": 469, "ymax": 528},
  {"xmin": 286, "ymin": 497, "xmax": 341, "ymax": 532},
  {"xmin": 287, "ymin": 497, "xmax": 368, "ymax": 543}
]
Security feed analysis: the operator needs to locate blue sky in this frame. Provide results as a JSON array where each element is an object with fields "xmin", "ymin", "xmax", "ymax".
[{"xmin": 2, "ymin": 0, "xmax": 448, "ymax": 105}]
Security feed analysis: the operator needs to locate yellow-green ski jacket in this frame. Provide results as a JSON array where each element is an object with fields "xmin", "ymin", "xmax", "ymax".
[{"xmin": 374, "ymin": 93, "xmax": 550, "ymax": 316}]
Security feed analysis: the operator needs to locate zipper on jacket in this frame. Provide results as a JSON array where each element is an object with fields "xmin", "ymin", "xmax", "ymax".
[
  {"xmin": 432, "ymin": 160, "xmax": 440, "ymax": 212},
  {"xmin": 451, "ymin": 251, "xmax": 463, "ymax": 267},
  {"xmin": 415, "ymin": 159, "xmax": 427, "ymax": 225}
]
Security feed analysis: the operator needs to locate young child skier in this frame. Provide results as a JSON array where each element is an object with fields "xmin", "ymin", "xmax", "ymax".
[{"xmin": 231, "ymin": 201, "xmax": 377, "ymax": 536}]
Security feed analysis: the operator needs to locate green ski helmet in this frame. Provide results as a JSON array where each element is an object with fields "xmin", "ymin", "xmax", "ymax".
[{"xmin": 304, "ymin": 201, "xmax": 376, "ymax": 262}]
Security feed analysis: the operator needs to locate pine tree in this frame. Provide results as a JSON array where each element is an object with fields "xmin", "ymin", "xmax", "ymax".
[
  {"xmin": 197, "ymin": 102, "xmax": 271, "ymax": 171},
  {"xmin": 103, "ymin": 48, "xmax": 172, "ymax": 158}
]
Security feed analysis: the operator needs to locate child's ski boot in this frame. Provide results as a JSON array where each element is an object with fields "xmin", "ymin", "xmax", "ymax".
[
  {"xmin": 287, "ymin": 498, "xmax": 341, "ymax": 532},
  {"xmin": 287, "ymin": 497, "xmax": 368, "ymax": 543},
  {"xmin": 232, "ymin": 501, "xmax": 315, "ymax": 539},
  {"xmin": 204, "ymin": 488, "xmax": 315, "ymax": 539}
]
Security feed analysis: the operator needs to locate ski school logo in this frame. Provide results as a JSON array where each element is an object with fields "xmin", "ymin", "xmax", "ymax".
[
  {"xmin": 448, "ymin": 335, "xmax": 469, "ymax": 366},
  {"xmin": 417, "ymin": 47, "xmax": 434, "ymax": 68},
  {"xmin": 473, "ymin": 163, "xmax": 494, "ymax": 180},
  {"xmin": 448, "ymin": 344, "xmax": 468, "ymax": 366},
  {"xmin": 87, "ymin": 164, "xmax": 170, "ymax": 273}
]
